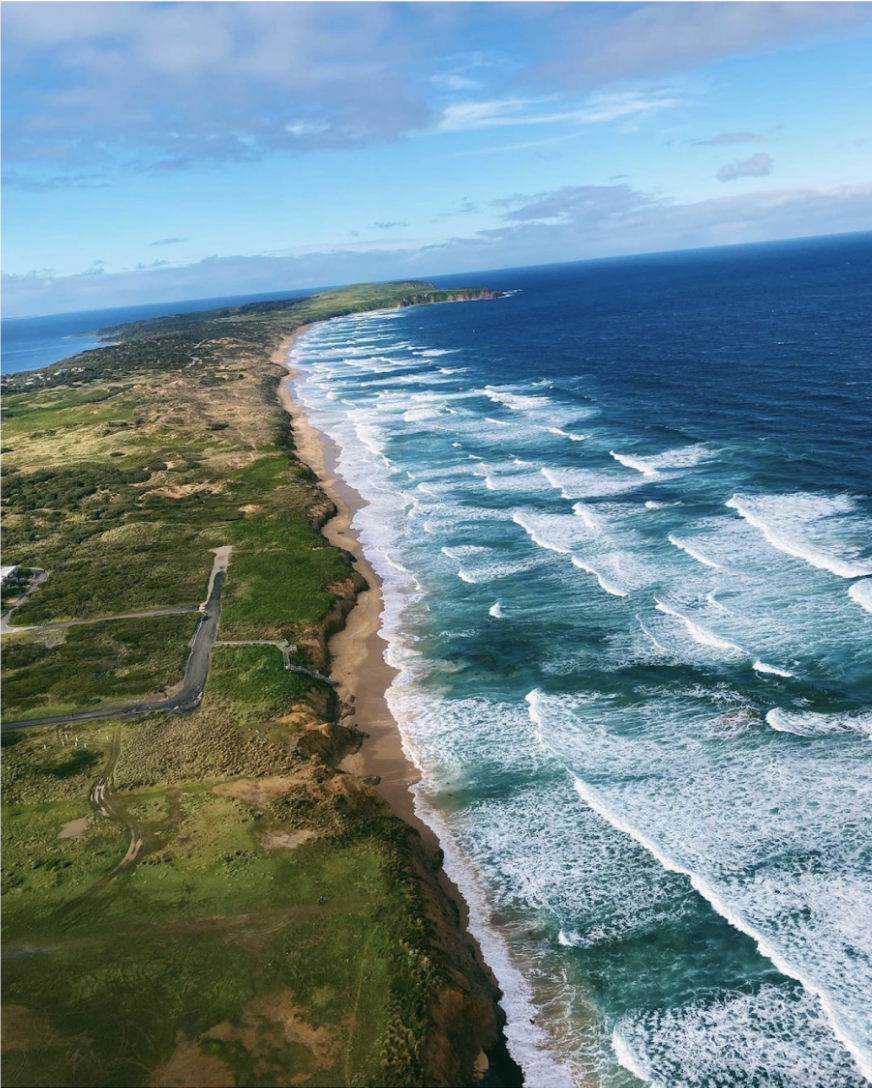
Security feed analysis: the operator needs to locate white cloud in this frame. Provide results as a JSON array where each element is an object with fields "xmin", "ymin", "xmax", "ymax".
[
  {"xmin": 6, "ymin": 2, "xmax": 866, "ymax": 175},
  {"xmin": 436, "ymin": 91, "xmax": 681, "ymax": 133},
  {"xmin": 537, "ymin": 2, "xmax": 872, "ymax": 88},
  {"xmin": 694, "ymin": 131, "xmax": 765, "ymax": 146},
  {"xmin": 429, "ymin": 73, "xmax": 483, "ymax": 92},
  {"xmin": 716, "ymin": 152, "xmax": 774, "ymax": 182}
]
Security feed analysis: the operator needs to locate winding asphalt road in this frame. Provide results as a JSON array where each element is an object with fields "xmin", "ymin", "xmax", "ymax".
[{"xmin": 1, "ymin": 547, "xmax": 231, "ymax": 733}]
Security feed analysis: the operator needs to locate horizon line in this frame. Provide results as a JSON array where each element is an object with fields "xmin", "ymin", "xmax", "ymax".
[{"xmin": 4, "ymin": 228, "xmax": 870, "ymax": 323}]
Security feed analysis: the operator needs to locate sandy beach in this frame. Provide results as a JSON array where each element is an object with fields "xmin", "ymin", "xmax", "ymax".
[{"xmin": 275, "ymin": 331, "xmax": 439, "ymax": 846}]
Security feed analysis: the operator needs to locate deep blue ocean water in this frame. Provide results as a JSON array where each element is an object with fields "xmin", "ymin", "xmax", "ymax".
[
  {"xmin": 0, "ymin": 288, "xmax": 314, "ymax": 374},
  {"xmin": 290, "ymin": 235, "xmax": 872, "ymax": 1087}
]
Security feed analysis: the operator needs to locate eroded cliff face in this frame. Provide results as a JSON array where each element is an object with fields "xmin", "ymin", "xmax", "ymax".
[{"xmin": 394, "ymin": 288, "xmax": 505, "ymax": 309}]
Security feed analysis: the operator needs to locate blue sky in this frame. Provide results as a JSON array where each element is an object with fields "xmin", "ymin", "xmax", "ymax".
[{"xmin": 2, "ymin": 1, "xmax": 871, "ymax": 316}]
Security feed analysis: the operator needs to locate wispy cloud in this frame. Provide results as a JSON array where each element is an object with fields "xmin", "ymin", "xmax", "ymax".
[
  {"xmin": 2, "ymin": 170, "xmax": 108, "ymax": 191},
  {"xmin": 373, "ymin": 220, "xmax": 408, "ymax": 230},
  {"xmin": 716, "ymin": 152, "xmax": 773, "ymax": 182},
  {"xmin": 434, "ymin": 199, "xmax": 480, "ymax": 220},
  {"xmin": 436, "ymin": 90, "xmax": 681, "ymax": 133},
  {"xmin": 468, "ymin": 133, "xmax": 578, "ymax": 156},
  {"xmin": 150, "ymin": 236, "xmax": 188, "ymax": 247},
  {"xmin": 429, "ymin": 72, "xmax": 483, "ymax": 92},
  {"xmin": 694, "ymin": 132, "xmax": 764, "ymax": 146},
  {"xmin": 537, "ymin": 2, "xmax": 872, "ymax": 88}
]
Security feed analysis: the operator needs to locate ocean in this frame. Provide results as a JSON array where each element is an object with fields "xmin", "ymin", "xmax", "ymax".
[
  {"xmin": 0, "ymin": 287, "xmax": 314, "ymax": 374},
  {"xmin": 290, "ymin": 235, "xmax": 872, "ymax": 1087}
]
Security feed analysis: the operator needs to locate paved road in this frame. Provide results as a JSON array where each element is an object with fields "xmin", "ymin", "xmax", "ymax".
[{"xmin": 1, "ymin": 547, "xmax": 231, "ymax": 733}]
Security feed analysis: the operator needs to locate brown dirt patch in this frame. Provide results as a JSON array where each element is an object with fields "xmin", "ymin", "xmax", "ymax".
[
  {"xmin": 1, "ymin": 1006, "xmax": 56, "ymax": 1053},
  {"xmin": 225, "ymin": 452, "xmax": 261, "ymax": 469},
  {"xmin": 58, "ymin": 816, "xmax": 90, "ymax": 840},
  {"xmin": 261, "ymin": 829, "xmax": 317, "ymax": 852},
  {"xmin": 205, "ymin": 989, "xmax": 337, "ymax": 1073},
  {"xmin": 150, "ymin": 1033, "xmax": 234, "ymax": 1088},
  {"xmin": 152, "ymin": 482, "xmax": 226, "ymax": 499},
  {"xmin": 212, "ymin": 776, "xmax": 300, "ymax": 807}
]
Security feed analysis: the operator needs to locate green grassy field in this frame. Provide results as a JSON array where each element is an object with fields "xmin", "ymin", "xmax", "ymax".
[
  {"xmin": 1, "ymin": 711, "xmax": 446, "ymax": 1087},
  {"xmin": 207, "ymin": 645, "xmax": 309, "ymax": 720}
]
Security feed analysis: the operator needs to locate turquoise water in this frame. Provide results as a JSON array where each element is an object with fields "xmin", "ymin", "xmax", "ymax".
[{"xmin": 291, "ymin": 236, "xmax": 872, "ymax": 1087}]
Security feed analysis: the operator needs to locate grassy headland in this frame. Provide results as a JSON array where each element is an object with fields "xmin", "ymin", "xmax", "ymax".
[{"xmin": 1, "ymin": 282, "xmax": 516, "ymax": 1087}]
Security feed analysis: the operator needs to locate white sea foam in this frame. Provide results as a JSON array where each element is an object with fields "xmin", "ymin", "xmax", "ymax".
[
  {"xmin": 528, "ymin": 689, "xmax": 872, "ymax": 1081},
  {"xmin": 612, "ymin": 445, "xmax": 716, "ymax": 479},
  {"xmin": 489, "ymin": 602, "xmax": 503, "ymax": 618},
  {"xmin": 766, "ymin": 708, "xmax": 872, "ymax": 739},
  {"xmin": 541, "ymin": 466, "xmax": 644, "ymax": 500},
  {"xmin": 572, "ymin": 502, "xmax": 603, "ymax": 534},
  {"xmin": 615, "ymin": 985, "xmax": 868, "ymax": 1088},
  {"xmin": 483, "ymin": 386, "xmax": 552, "ymax": 412},
  {"xmin": 667, "ymin": 534, "xmax": 722, "ymax": 569},
  {"xmin": 441, "ymin": 545, "xmax": 479, "ymax": 583},
  {"xmin": 654, "ymin": 599, "xmax": 745, "ymax": 654},
  {"xmin": 481, "ymin": 467, "xmax": 546, "ymax": 494},
  {"xmin": 610, "ymin": 450, "xmax": 659, "ymax": 477},
  {"xmin": 538, "ymin": 467, "xmax": 567, "ymax": 497},
  {"xmin": 512, "ymin": 511, "xmax": 586, "ymax": 556},
  {"xmin": 291, "ymin": 309, "xmax": 872, "ymax": 1085},
  {"xmin": 547, "ymin": 426, "xmax": 587, "ymax": 441},
  {"xmin": 407, "ymin": 790, "xmax": 579, "ymax": 1088},
  {"xmin": 726, "ymin": 493, "xmax": 872, "ymax": 579},
  {"xmin": 637, "ymin": 616, "xmax": 671, "ymax": 654},
  {"xmin": 570, "ymin": 556, "xmax": 629, "ymax": 598},
  {"xmin": 441, "ymin": 544, "xmax": 536, "ymax": 584},
  {"xmin": 849, "ymin": 579, "xmax": 872, "ymax": 613},
  {"xmin": 650, "ymin": 444, "xmax": 717, "ymax": 470},
  {"xmin": 753, "ymin": 660, "xmax": 795, "ymax": 678}
]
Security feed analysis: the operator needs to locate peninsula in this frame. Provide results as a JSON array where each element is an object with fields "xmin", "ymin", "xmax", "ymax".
[{"xmin": 0, "ymin": 282, "xmax": 517, "ymax": 1088}]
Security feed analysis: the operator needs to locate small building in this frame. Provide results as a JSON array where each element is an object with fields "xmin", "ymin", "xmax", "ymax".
[{"xmin": 1, "ymin": 566, "xmax": 20, "ymax": 588}]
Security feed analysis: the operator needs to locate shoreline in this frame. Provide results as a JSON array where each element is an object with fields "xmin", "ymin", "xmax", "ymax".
[
  {"xmin": 274, "ymin": 329, "xmax": 426, "ymax": 832},
  {"xmin": 274, "ymin": 327, "xmax": 491, "ymax": 973},
  {"xmin": 276, "ymin": 318, "xmax": 529, "ymax": 1088}
]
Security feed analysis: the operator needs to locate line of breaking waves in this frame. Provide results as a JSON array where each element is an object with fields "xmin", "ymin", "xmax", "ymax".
[{"xmin": 288, "ymin": 315, "xmax": 580, "ymax": 1086}]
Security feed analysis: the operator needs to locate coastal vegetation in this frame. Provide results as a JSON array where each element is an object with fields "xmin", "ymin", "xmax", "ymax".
[
  {"xmin": 1, "ymin": 283, "xmax": 509, "ymax": 1087},
  {"xmin": 1, "ymin": 615, "xmax": 196, "ymax": 721}
]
